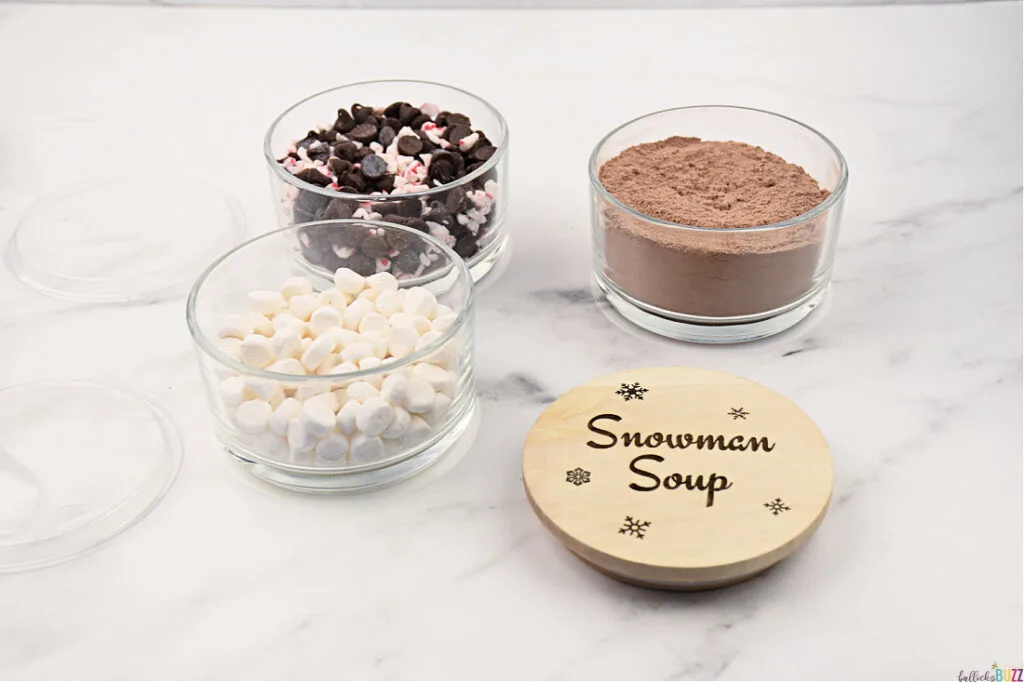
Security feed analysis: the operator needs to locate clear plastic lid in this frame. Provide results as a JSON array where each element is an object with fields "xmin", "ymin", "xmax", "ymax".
[
  {"xmin": 0, "ymin": 382, "xmax": 183, "ymax": 573},
  {"xmin": 4, "ymin": 178, "xmax": 245, "ymax": 303}
]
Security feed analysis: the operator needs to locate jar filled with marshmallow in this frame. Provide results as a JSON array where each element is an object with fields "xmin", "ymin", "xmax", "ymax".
[{"xmin": 187, "ymin": 220, "xmax": 477, "ymax": 492}]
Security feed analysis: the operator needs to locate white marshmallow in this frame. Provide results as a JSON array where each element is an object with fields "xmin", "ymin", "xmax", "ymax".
[
  {"xmin": 380, "ymin": 374, "xmax": 409, "ymax": 406},
  {"xmin": 411, "ymin": 363, "xmax": 456, "ymax": 396},
  {"xmin": 359, "ymin": 357, "xmax": 383, "ymax": 372},
  {"xmin": 346, "ymin": 381, "xmax": 380, "ymax": 402},
  {"xmin": 318, "ymin": 288, "xmax": 350, "ymax": 310},
  {"xmin": 269, "ymin": 398, "xmax": 302, "ymax": 436},
  {"xmin": 239, "ymin": 334, "xmax": 274, "ymax": 368},
  {"xmin": 333, "ymin": 268, "xmax": 365, "ymax": 295},
  {"xmin": 267, "ymin": 357, "xmax": 305, "ymax": 375},
  {"xmin": 342, "ymin": 298, "xmax": 376, "ymax": 330},
  {"xmin": 289, "ymin": 447, "xmax": 315, "ymax": 465},
  {"xmin": 219, "ymin": 376, "xmax": 251, "ymax": 407},
  {"xmin": 358, "ymin": 313, "xmax": 389, "ymax": 335},
  {"xmin": 272, "ymin": 312, "xmax": 308, "ymax": 336},
  {"xmin": 281, "ymin": 276, "xmax": 314, "ymax": 300},
  {"xmin": 357, "ymin": 288, "xmax": 380, "ymax": 302},
  {"xmin": 404, "ymin": 379, "xmax": 436, "ymax": 414},
  {"xmin": 366, "ymin": 272, "xmax": 399, "ymax": 293},
  {"xmin": 249, "ymin": 290, "xmax": 287, "ymax": 316},
  {"xmin": 316, "ymin": 354, "xmax": 342, "ymax": 375},
  {"xmin": 299, "ymin": 398, "xmax": 336, "ymax": 436},
  {"xmin": 219, "ymin": 313, "xmax": 252, "ymax": 339},
  {"xmin": 403, "ymin": 288, "xmax": 437, "ymax": 318},
  {"xmin": 307, "ymin": 390, "xmax": 340, "ymax": 413},
  {"xmin": 301, "ymin": 335, "xmax": 336, "ymax": 370},
  {"xmin": 431, "ymin": 313, "xmax": 458, "ymax": 332},
  {"xmin": 247, "ymin": 312, "xmax": 275, "ymax": 337},
  {"xmin": 401, "ymin": 416, "xmax": 433, "ymax": 447},
  {"xmin": 270, "ymin": 328, "xmax": 304, "ymax": 359},
  {"xmin": 309, "ymin": 305, "xmax": 343, "ymax": 337},
  {"xmin": 411, "ymin": 316, "xmax": 432, "ymax": 335},
  {"xmin": 382, "ymin": 406, "xmax": 411, "ymax": 439},
  {"xmin": 295, "ymin": 383, "xmax": 332, "ymax": 401},
  {"xmin": 356, "ymin": 397, "xmax": 394, "ymax": 436},
  {"xmin": 375, "ymin": 289, "xmax": 406, "ymax": 317},
  {"xmin": 287, "ymin": 294, "xmax": 319, "ymax": 321},
  {"xmin": 325, "ymin": 327, "xmax": 362, "ymax": 349},
  {"xmin": 350, "ymin": 433, "xmax": 384, "ymax": 463},
  {"xmin": 341, "ymin": 342, "xmax": 373, "ymax": 364},
  {"xmin": 425, "ymin": 393, "xmax": 452, "ymax": 426},
  {"xmin": 384, "ymin": 326, "xmax": 419, "ymax": 358},
  {"xmin": 315, "ymin": 434, "xmax": 349, "ymax": 463},
  {"xmin": 388, "ymin": 312, "xmax": 417, "ymax": 330},
  {"xmin": 362, "ymin": 333, "xmax": 388, "ymax": 360},
  {"xmin": 236, "ymin": 400, "xmax": 273, "ymax": 433},
  {"xmin": 216, "ymin": 337, "xmax": 242, "ymax": 361},
  {"xmin": 244, "ymin": 375, "xmax": 280, "ymax": 401},
  {"xmin": 287, "ymin": 418, "xmax": 318, "ymax": 452},
  {"xmin": 415, "ymin": 330, "xmax": 443, "ymax": 351},
  {"xmin": 336, "ymin": 399, "xmax": 360, "ymax": 435}
]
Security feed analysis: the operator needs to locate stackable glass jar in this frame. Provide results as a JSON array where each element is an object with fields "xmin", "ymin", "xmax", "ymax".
[
  {"xmin": 187, "ymin": 220, "xmax": 477, "ymax": 492},
  {"xmin": 589, "ymin": 106, "xmax": 848, "ymax": 343},
  {"xmin": 265, "ymin": 80, "xmax": 509, "ymax": 284}
]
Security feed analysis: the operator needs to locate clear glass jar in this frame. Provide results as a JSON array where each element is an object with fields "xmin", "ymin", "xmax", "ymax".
[
  {"xmin": 265, "ymin": 80, "xmax": 509, "ymax": 284},
  {"xmin": 589, "ymin": 106, "xmax": 848, "ymax": 343},
  {"xmin": 186, "ymin": 220, "xmax": 477, "ymax": 492}
]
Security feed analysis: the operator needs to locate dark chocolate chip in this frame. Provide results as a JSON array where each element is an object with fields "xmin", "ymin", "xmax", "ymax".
[
  {"xmin": 378, "ymin": 126, "xmax": 397, "ymax": 147},
  {"xmin": 375, "ymin": 174, "xmax": 395, "ymax": 192},
  {"xmin": 322, "ymin": 198, "xmax": 355, "ymax": 220},
  {"xmin": 348, "ymin": 123, "xmax": 378, "ymax": 143},
  {"xmin": 454, "ymin": 235, "xmax": 479, "ymax": 258},
  {"xmin": 328, "ymin": 157, "xmax": 352, "ymax": 176},
  {"xmin": 342, "ymin": 172, "xmax": 367, "ymax": 192},
  {"xmin": 333, "ymin": 225, "xmax": 366, "ymax": 247},
  {"xmin": 354, "ymin": 146, "xmax": 376, "ymax": 160},
  {"xmin": 428, "ymin": 160, "xmax": 454, "ymax": 184},
  {"xmin": 361, "ymin": 234, "xmax": 391, "ymax": 259},
  {"xmin": 297, "ymin": 130, "xmax": 319, "ymax": 149},
  {"xmin": 352, "ymin": 104, "xmax": 372, "ymax": 123},
  {"xmin": 398, "ymin": 103, "xmax": 420, "ymax": 126},
  {"xmin": 385, "ymin": 230, "xmax": 412, "ymax": 251},
  {"xmin": 308, "ymin": 145, "xmax": 331, "ymax": 163},
  {"xmin": 445, "ymin": 112, "xmax": 471, "ymax": 129},
  {"xmin": 410, "ymin": 113, "xmax": 431, "ymax": 130},
  {"xmin": 436, "ymin": 111, "xmax": 450, "ymax": 126},
  {"xmin": 394, "ymin": 250, "xmax": 421, "ymax": 273},
  {"xmin": 396, "ymin": 198, "xmax": 422, "ymax": 218},
  {"xmin": 384, "ymin": 116, "xmax": 403, "ymax": 132},
  {"xmin": 360, "ymin": 154, "xmax": 387, "ymax": 180},
  {"xmin": 465, "ymin": 161, "xmax": 485, "ymax": 174},
  {"xmin": 316, "ymin": 129, "xmax": 337, "ymax": 143},
  {"xmin": 334, "ymin": 141, "xmax": 359, "ymax": 161},
  {"xmin": 295, "ymin": 191, "xmax": 330, "ymax": 222},
  {"xmin": 333, "ymin": 108, "xmax": 356, "ymax": 134},
  {"xmin": 397, "ymin": 134, "xmax": 423, "ymax": 156},
  {"xmin": 405, "ymin": 217, "xmax": 430, "ymax": 233},
  {"xmin": 473, "ymin": 146, "xmax": 496, "ymax": 162},
  {"xmin": 337, "ymin": 185, "xmax": 361, "ymax": 194},
  {"xmin": 416, "ymin": 130, "xmax": 437, "ymax": 151},
  {"xmin": 363, "ymin": 114, "xmax": 379, "ymax": 129},
  {"xmin": 294, "ymin": 168, "xmax": 333, "ymax": 187},
  {"xmin": 383, "ymin": 102, "xmax": 405, "ymax": 118},
  {"xmin": 445, "ymin": 190, "xmax": 466, "ymax": 213},
  {"xmin": 446, "ymin": 124, "xmax": 472, "ymax": 144},
  {"xmin": 343, "ymin": 252, "xmax": 375, "ymax": 276}
]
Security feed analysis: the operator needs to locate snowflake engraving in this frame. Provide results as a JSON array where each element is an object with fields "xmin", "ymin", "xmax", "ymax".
[
  {"xmin": 764, "ymin": 498, "xmax": 791, "ymax": 515},
  {"xmin": 616, "ymin": 383, "xmax": 648, "ymax": 401},
  {"xmin": 618, "ymin": 515, "xmax": 651, "ymax": 539},
  {"xmin": 566, "ymin": 467, "xmax": 591, "ymax": 486},
  {"xmin": 728, "ymin": 407, "xmax": 749, "ymax": 420}
]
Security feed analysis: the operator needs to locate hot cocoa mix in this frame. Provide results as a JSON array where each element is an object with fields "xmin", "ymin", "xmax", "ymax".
[{"xmin": 598, "ymin": 137, "xmax": 831, "ymax": 318}]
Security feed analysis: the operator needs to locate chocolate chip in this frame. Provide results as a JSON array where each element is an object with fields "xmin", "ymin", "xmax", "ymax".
[
  {"xmin": 297, "ymin": 130, "xmax": 319, "ymax": 149},
  {"xmin": 295, "ymin": 191, "xmax": 330, "ymax": 222},
  {"xmin": 395, "ymin": 250, "xmax": 421, "ymax": 273},
  {"xmin": 398, "ymin": 103, "xmax": 420, "ymax": 126},
  {"xmin": 334, "ymin": 141, "xmax": 359, "ymax": 161},
  {"xmin": 446, "ymin": 112, "xmax": 471, "ymax": 129},
  {"xmin": 397, "ymin": 134, "xmax": 423, "ymax": 156},
  {"xmin": 406, "ymin": 217, "xmax": 430, "ymax": 233},
  {"xmin": 332, "ymin": 225, "xmax": 366, "ymax": 247},
  {"xmin": 295, "ymin": 168, "xmax": 333, "ymax": 187},
  {"xmin": 322, "ymin": 198, "xmax": 355, "ymax": 220},
  {"xmin": 378, "ymin": 126, "xmax": 397, "ymax": 147},
  {"xmin": 354, "ymin": 146, "xmax": 376, "ymax": 160},
  {"xmin": 386, "ymin": 230, "xmax": 413, "ymax": 251},
  {"xmin": 416, "ymin": 130, "xmax": 437, "ymax": 152},
  {"xmin": 363, "ymin": 114, "xmax": 379, "ymax": 129},
  {"xmin": 436, "ymin": 111, "xmax": 450, "ymax": 126},
  {"xmin": 337, "ymin": 185, "xmax": 360, "ymax": 194},
  {"xmin": 307, "ymin": 144, "xmax": 331, "ymax": 163},
  {"xmin": 342, "ymin": 252, "xmax": 375, "ymax": 276},
  {"xmin": 360, "ymin": 154, "xmax": 387, "ymax": 179},
  {"xmin": 342, "ymin": 172, "xmax": 367, "ymax": 192},
  {"xmin": 316, "ymin": 129, "xmax": 337, "ymax": 143},
  {"xmin": 396, "ymin": 198, "xmax": 423, "ymax": 218},
  {"xmin": 446, "ymin": 124, "xmax": 472, "ymax": 144},
  {"xmin": 384, "ymin": 102, "xmax": 406, "ymax": 118},
  {"xmin": 384, "ymin": 116, "xmax": 403, "ymax": 132},
  {"xmin": 361, "ymin": 234, "xmax": 391, "ymax": 259},
  {"xmin": 454, "ymin": 235, "xmax": 479, "ymax": 258},
  {"xmin": 428, "ymin": 160, "xmax": 455, "ymax": 184},
  {"xmin": 375, "ymin": 173, "xmax": 395, "ymax": 192},
  {"xmin": 465, "ymin": 161, "xmax": 485, "ymax": 174},
  {"xmin": 410, "ymin": 113, "xmax": 431, "ymax": 130},
  {"xmin": 348, "ymin": 123, "xmax": 378, "ymax": 143},
  {"xmin": 352, "ymin": 104, "xmax": 373, "ymax": 124},
  {"xmin": 333, "ymin": 108, "xmax": 356, "ymax": 134},
  {"xmin": 445, "ymin": 190, "xmax": 466, "ymax": 213},
  {"xmin": 473, "ymin": 146, "xmax": 496, "ymax": 162},
  {"xmin": 328, "ymin": 157, "xmax": 352, "ymax": 176}
]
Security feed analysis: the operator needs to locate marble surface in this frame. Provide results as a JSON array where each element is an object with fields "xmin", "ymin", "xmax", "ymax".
[{"xmin": 0, "ymin": 1, "xmax": 1021, "ymax": 679}]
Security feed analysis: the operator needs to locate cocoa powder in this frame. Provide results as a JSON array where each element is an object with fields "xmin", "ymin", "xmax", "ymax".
[{"xmin": 597, "ymin": 137, "xmax": 831, "ymax": 318}]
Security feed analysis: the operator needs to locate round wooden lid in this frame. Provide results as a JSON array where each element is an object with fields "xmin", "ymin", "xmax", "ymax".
[{"xmin": 523, "ymin": 367, "xmax": 833, "ymax": 590}]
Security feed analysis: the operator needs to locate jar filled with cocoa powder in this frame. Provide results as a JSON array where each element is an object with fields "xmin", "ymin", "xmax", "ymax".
[{"xmin": 589, "ymin": 106, "xmax": 848, "ymax": 343}]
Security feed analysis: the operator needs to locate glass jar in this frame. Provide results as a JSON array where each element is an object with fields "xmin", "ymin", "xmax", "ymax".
[
  {"xmin": 589, "ymin": 106, "xmax": 848, "ymax": 343},
  {"xmin": 187, "ymin": 220, "xmax": 477, "ymax": 492},
  {"xmin": 265, "ymin": 80, "xmax": 509, "ymax": 284}
]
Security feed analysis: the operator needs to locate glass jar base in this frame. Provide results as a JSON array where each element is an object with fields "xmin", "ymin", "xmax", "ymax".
[
  {"xmin": 223, "ymin": 397, "xmax": 479, "ymax": 493},
  {"xmin": 596, "ymin": 274, "xmax": 831, "ymax": 343},
  {"xmin": 465, "ymin": 233, "xmax": 508, "ymax": 284}
]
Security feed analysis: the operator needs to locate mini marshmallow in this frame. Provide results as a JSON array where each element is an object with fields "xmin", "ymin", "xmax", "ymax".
[
  {"xmin": 318, "ymin": 288, "xmax": 350, "ymax": 310},
  {"xmin": 382, "ymin": 406, "xmax": 411, "ymax": 439},
  {"xmin": 411, "ymin": 316, "xmax": 432, "ymax": 335},
  {"xmin": 281, "ymin": 276, "xmax": 314, "ymax": 300},
  {"xmin": 375, "ymin": 289, "xmax": 406, "ymax": 317},
  {"xmin": 325, "ymin": 327, "xmax": 363, "ymax": 349},
  {"xmin": 359, "ymin": 357, "xmax": 383, "ymax": 372},
  {"xmin": 287, "ymin": 418, "xmax": 318, "ymax": 452},
  {"xmin": 415, "ymin": 331, "xmax": 443, "ymax": 351},
  {"xmin": 295, "ymin": 382, "xmax": 332, "ymax": 401},
  {"xmin": 342, "ymin": 298, "xmax": 376, "ymax": 330},
  {"xmin": 307, "ymin": 390, "xmax": 340, "ymax": 413},
  {"xmin": 299, "ymin": 399, "xmax": 336, "ymax": 436},
  {"xmin": 356, "ymin": 397, "xmax": 394, "ymax": 436},
  {"xmin": 385, "ymin": 326, "xmax": 419, "ymax": 359},
  {"xmin": 316, "ymin": 354, "xmax": 342, "ymax": 375},
  {"xmin": 249, "ymin": 290, "xmax": 287, "ymax": 316},
  {"xmin": 404, "ymin": 379, "xmax": 436, "ymax": 414},
  {"xmin": 346, "ymin": 381, "xmax": 380, "ymax": 402},
  {"xmin": 431, "ymin": 313, "xmax": 458, "ymax": 332},
  {"xmin": 269, "ymin": 398, "xmax": 302, "ymax": 436},
  {"xmin": 401, "ymin": 416, "xmax": 433, "ymax": 447},
  {"xmin": 403, "ymin": 288, "xmax": 437, "ymax": 318},
  {"xmin": 301, "ymin": 335, "xmax": 336, "ymax": 370},
  {"xmin": 362, "ymin": 333, "xmax": 388, "ymax": 360},
  {"xmin": 411, "ymin": 363, "xmax": 456, "ymax": 396},
  {"xmin": 236, "ymin": 399, "xmax": 273, "ymax": 433},
  {"xmin": 287, "ymin": 294, "xmax": 319, "ymax": 321},
  {"xmin": 272, "ymin": 312, "xmax": 308, "ymax": 336},
  {"xmin": 247, "ymin": 312, "xmax": 275, "ymax": 337},
  {"xmin": 357, "ymin": 288, "xmax": 379, "ymax": 302},
  {"xmin": 309, "ymin": 305, "xmax": 343, "ymax": 337},
  {"xmin": 315, "ymin": 434, "xmax": 349, "ymax": 463},
  {"xmin": 239, "ymin": 334, "xmax": 274, "ymax": 368},
  {"xmin": 350, "ymin": 433, "xmax": 384, "ymax": 463},
  {"xmin": 358, "ymin": 313, "xmax": 389, "ymax": 335},
  {"xmin": 333, "ymin": 267, "xmax": 365, "ymax": 295},
  {"xmin": 267, "ymin": 357, "xmax": 305, "ymax": 375},
  {"xmin": 388, "ymin": 312, "xmax": 417, "ymax": 330},
  {"xmin": 380, "ymin": 374, "xmax": 409, "ymax": 406},
  {"xmin": 341, "ymin": 342, "xmax": 373, "ymax": 364},
  {"xmin": 220, "ymin": 376, "xmax": 250, "ymax": 407},
  {"xmin": 270, "ymin": 328, "xmax": 304, "ymax": 359},
  {"xmin": 366, "ymin": 272, "xmax": 399, "ymax": 293},
  {"xmin": 435, "ymin": 304, "xmax": 455, "ymax": 318},
  {"xmin": 216, "ymin": 337, "xmax": 242, "ymax": 361},
  {"xmin": 425, "ymin": 393, "xmax": 452, "ymax": 426},
  {"xmin": 337, "ymin": 399, "xmax": 360, "ymax": 434},
  {"xmin": 219, "ymin": 313, "xmax": 252, "ymax": 339}
]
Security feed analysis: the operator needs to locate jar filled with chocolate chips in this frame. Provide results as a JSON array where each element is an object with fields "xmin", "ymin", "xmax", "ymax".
[{"xmin": 264, "ymin": 81, "xmax": 509, "ymax": 283}]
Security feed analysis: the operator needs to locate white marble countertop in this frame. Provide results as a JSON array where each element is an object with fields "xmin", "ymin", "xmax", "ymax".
[{"xmin": 1, "ymin": 2, "xmax": 1021, "ymax": 679}]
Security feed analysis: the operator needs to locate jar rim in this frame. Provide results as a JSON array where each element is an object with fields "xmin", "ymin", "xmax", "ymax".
[
  {"xmin": 186, "ymin": 219, "xmax": 474, "ymax": 383},
  {"xmin": 587, "ymin": 105, "xmax": 849, "ymax": 233},
  {"xmin": 264, "ymin": 79, "xmax": 509, "ymax": 202}
]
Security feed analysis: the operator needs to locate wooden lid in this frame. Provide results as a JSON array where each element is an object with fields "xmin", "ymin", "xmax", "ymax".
[{"xmin": 523, "ymin": 367, "xmax": 833, "ymax": 590}]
